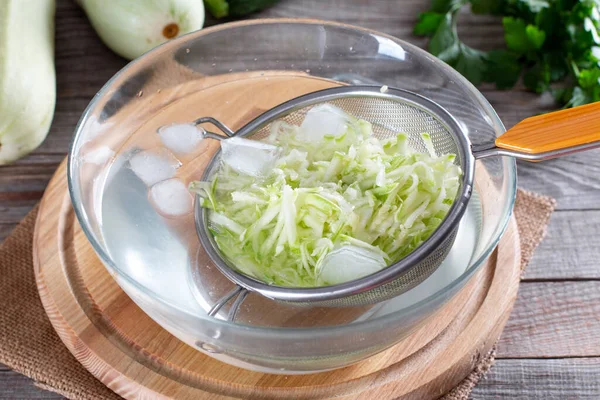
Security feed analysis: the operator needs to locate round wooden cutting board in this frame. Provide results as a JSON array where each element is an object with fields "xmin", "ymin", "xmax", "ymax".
[{"xmin": 33, "ymin": 71, "xmax": 521, "ymax": 400}]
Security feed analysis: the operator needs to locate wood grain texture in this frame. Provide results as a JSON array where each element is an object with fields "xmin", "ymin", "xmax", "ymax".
[
  {"xmin": 496, "ymin": 102, "xmax": 600, "ymax": 154},
  {"xmin": 515, "ymin": 153, "xmax": 600, "ymax": 210},
  {"xmin": 524, "ymin": 211, "xmax": 600, "ymax": 279},
  {"xmin": 497, "ymin": 282, "xmax": 600, "ymax": 358},
  {"xmin": 471, "ymin": 358, "xmax": 600, "ymax": 399},
  {"xmin": 0, "ymin": 225, "xmax": 16, "ymax": 242},
  {"xmin": 0, "ymin": 366, "xmax": 62, "ymax": 399},
  {"xmin": 0, "ymin": 205, "xmax": 40, "ymax": 225},
  {"xmin": 32, "ymin": 160, "xmax": 521, "ymax": 399},
  {"xmin": 1, "ymin": 0, "xmax": 599, "ymax": 397},
  {"xmin": 30, "ymin": 72, "xmax": 520, "ymax": 399}
]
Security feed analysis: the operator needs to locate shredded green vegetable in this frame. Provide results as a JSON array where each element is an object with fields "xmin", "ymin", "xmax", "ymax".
[{"xmin": 190, "ymin": 112, "xmax": 462, "ymax": 287}]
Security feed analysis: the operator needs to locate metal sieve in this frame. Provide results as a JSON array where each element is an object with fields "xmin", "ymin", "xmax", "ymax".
[{"xmin": 176, "ymin": 85, "xmax": 600, "ymax": 320}]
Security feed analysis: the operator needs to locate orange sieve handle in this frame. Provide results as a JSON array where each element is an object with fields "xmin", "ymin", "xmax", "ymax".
[{"xmin": 494, "ymin": 101, "xmax": 600, "ymax": 160}]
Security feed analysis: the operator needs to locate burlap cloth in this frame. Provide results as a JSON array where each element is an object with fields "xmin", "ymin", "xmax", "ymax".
[{"xmin": 0, "ymin": 189, "xmax": 555, "ymax": 400}]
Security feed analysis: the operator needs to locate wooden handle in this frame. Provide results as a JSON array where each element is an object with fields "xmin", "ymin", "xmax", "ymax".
[{"xmin": 496, "ymin": 101, "xmax": 600, "ymax": 154}]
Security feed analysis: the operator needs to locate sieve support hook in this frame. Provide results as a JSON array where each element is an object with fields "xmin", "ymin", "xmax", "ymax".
[
  {"xmin": 472, "ymin": 141, "xmax": 600, "ymax": 161},
  {"xmin": 193, "ymin": 117, "xmax": 236, "ymax": 141},
  {"xmin": 208, "ymin": 285, "xmax": 249, "ymax": 322}
]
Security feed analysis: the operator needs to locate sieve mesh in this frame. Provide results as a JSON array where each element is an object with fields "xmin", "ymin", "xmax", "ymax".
[
  {"xmin": 296, "ymin": 228, "xmax": 458, "ymax": 307},
  {"xmin": 250, "ymin": 97, "xmax": 461, "ymax": 159},
  {"xmin": 196, "ymin": 88, "xmax": 470, "ymax": 308}
]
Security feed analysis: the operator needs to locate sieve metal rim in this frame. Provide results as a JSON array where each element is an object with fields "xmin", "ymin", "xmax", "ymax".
[{"xmin": 195, "ymin": 85, "xmax": 475, "ymax": 303}]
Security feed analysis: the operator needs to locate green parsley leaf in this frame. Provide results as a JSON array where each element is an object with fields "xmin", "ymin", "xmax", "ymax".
[
  {"xmin": 429, "ymin": 13, "xmax": 458, "ymax": 56},
  {"xmin": 544, "ymin": 52, "xmax": 569, "ymax": 81},
  {"xmin": 455, "ymin": 44, "xmax": 488, "ymax": 84},
  {"xmin": 523, "ymin": 61, "xmax": 550, "ymax": 92},
  {"xmin": 415, "ymin": 0, "xmax": 600, "ymax": 107},
  {"xmin": 551, "ymin": 87, "xmax": 571, "ymax": 104},
  {"xmin": 470, "ymin": 0, "xmax": 505, "ymax": 14},
  {"xmin": 414, "ymin": 12, "xmax": 445, "ymax": 36},
  {"xmin": 503, "ymin": 17, "xmax": 545, "ymax": 53},
  {"xmin": 577, "ymin": 68, "xmax": 600, "ymax": 88},
  {"xmin": 517, "ymin": 0, "xmax": 549, "ymax": 14},
  {"xmin": 584, "ymin": 17, "xmax": 600, "ymax": 44},
  {"xmin": 566, "ymin": 86, "xmax": 592, "ymax": 107},
  {"xmin": 503, "ymin": 17, "xmax": 530, "ymax": 53},
  {"xmin": 486, "ymin": 49, "xmax": 523, "ymax": 88},
  {"xmin": 526, "ymin": 25, "xmax": 546, "ymax": 49}
]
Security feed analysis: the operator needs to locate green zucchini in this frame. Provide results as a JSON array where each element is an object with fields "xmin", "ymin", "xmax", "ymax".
[
  {"xmin": 77, "ymin": 0, "xmax": 205, "ymax": 60},
  {"xmin": 0, "ymin": 0, "xmax": 56, "ymax": 164}
]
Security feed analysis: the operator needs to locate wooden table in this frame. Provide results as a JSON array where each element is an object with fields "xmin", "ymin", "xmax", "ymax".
[{"xmin": 2, "ymin": 0, "xmax": 599, "ymax": 398}]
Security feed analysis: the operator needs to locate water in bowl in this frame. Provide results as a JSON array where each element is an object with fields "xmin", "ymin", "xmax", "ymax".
[{"xmin": 92, "ymin": 74, "xmax": 482, "ymax": 328}]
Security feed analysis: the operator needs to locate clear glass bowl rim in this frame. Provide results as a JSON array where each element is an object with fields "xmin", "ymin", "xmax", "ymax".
[{"xmin": 67, "ymin": 18, "xmax": 517, "ymax": 337}]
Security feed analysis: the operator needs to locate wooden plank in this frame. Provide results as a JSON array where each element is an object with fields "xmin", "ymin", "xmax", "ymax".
[
  {"xmin": 254, "ymin": 0, "xmax": 503, "ymax": 47},
  {"xmin": 471, "ymin": 358, "xmax": 600, "ymax": 399},
  {"xmin": 516, "ymin": 151, "xmax": 600, "ymax": 211},
  {"xmin": 0, "ymin": 155, "xmax": 60, "ymax": 190},
  {"xmin": 8, "ymin": 154, "xmax": 66, "ymax": 165},
  {"xmin": 0, "ymin": 200, "xmax": 47, "ymax": 226},
  {"xmin": 5, "ymin": 273, "xmax": 600, "ymax": 399},
  {"xmin": 0, "ymin": 205, "xmax": 38, "ymax": 225},
  {"xmin": 254, "ymin": 0, "xmax": 600, "ymax": 210},
  {"xmin": 0, "ymin": 154, "xmax": 61, "ymax": 236},
  {"xmin": 5, "ymin": 356, "xmax": 600, "ymax": 400},
  {"xmin": 54, "ymin": 0, "xmax": 126, "ymax": 98},
  {"xmin": 33, "ymin": 0, "xmax": 126, "ymax": 155},
  {"xmin": 4, "ymin": 209, "xmax": 598, "ymax": 279},
  {"xmin": 524, "ymin": 211, "xmax": 600, "ymax": 280},
  {"xmin": 0, "ymin": 0, "xmax": 597, "ymax": 397},
  {"xmin": 0, "ymin": 365, "xmax": 63, "ymax": 399},
  {"xmin": 483, "ymin": 89, "xmax": 557, "ymax": 128},
  {"xmin": 2, "ymin": 203, "xmax": 597, "ymax": 278},
  {"xmin": 27, "ymin": 0, "xmax": 600, "ymax": 211},
  {"xmin": 29, "ymin": 74, "xmax": 522, "ymax": 400},
  {"xmin": 0, "ymin": 224, "xmax": 16, "ymax": 242},
  {"xmin": 34, "ymin": 98, "xmax": 98, "ymax": 154},
  {"xmin": 497, "ymin": 281, "xmax": 600, "ymax": 358}
]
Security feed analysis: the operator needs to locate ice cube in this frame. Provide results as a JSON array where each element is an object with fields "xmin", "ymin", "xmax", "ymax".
[
  {"xmin": 220, "ymin": 137, "xmax": 280, "ymax": 177},
  {"xmin": 149, "ymin": 178, "xmax": 193, "ymax": 217},
  {"xmin": 82, "ymin": 146, "xmax": 114, "ymax": 165},
  {"xmin": 300, "ymin": 104, "xmax": 351, "ymax": 141},
  {"xmin": 157, "ymin": 123, "xmax": 203, "ymax": 155},
  {"xmin": 129, "ymin": 147, "xmax": 181, "ymax": 186},
  {"xmin": 319, "ymin": 245, "xmax": 386, "ymax": 285}
]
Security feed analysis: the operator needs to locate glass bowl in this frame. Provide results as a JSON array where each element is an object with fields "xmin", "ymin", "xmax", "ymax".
[{"xmin": 68, "ymin": 19, "xmax": 516, "ymax": 374}]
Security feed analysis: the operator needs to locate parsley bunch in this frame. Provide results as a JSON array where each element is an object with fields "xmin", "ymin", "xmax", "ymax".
[{"xmin": 414, "ymin": 0, "xmax": 600, "ymax": 107}]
